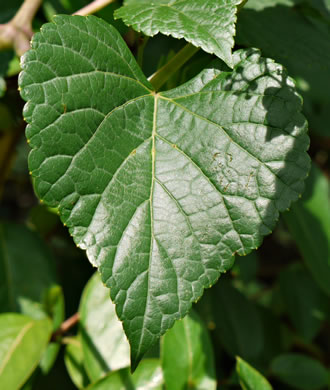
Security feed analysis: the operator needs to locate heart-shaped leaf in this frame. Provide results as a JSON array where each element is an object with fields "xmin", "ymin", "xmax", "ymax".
[
  {"xmin": 19, "ymin": 15, "xmax": 310, "ymax": 368},
  {"xmin": 115, "ymin": 0, "xmax": 243, "ymax": 67}
]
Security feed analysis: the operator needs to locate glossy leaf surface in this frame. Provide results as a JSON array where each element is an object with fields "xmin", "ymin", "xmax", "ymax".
[
  {"xmin": 115, "ymin": 0, "xmax": 243, "ymax": 67},
  {"xmin": 0, "ymin": 313, "xmax": 52, "ymax": 390},
  {"xmin": 86, "ymin": 359, "xmax": 163, "ymax": 390},
  {"xmin": 236, "ymin": 357, "xmax": 273, "ymax": 390},
  {"xmin": 19, "ymin": 15, "xmax": 310, "ymax": 367},
  {"xmin": 79, "ymin": 272, "xmax": 130, "ymax": 380},
  {"xmin": 161, "ymin": 309, "xmax": 216, "ymax": 390}
]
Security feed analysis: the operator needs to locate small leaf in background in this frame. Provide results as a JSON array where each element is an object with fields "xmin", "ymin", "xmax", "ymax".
[
  {"xmin": 210, "ymin": 279, "xmax": 264, "ymax": 361},
  {"xmin": 19, "ymin": 15, "xmax": 310, "ymax": 368},
  {"xmin": 0, "ymin": 223, "xmax": 64, "ymax": 376},
  {"xmin": 270, "ymin": 353, "xmax": 329, "ymax": 390},
  {"xmin": 39, "ymin": 286, "xmax": 65, "ymax": 374},
  {"xmin": 86, "ymin": 359, "xmax": 164, "ymax": 390},
  {"xmin": 64, "ymin": 336, "xmax": 90, "ymax": 389},
  {"xmin": 279, "ymin": 263, "xmax": 328, "ymax": 342},
  {"xmin": 161, "ymin": 309, "xmax": 216, "ymax": 390},
  {"xmin": 0, "ymin": 313, "xmax": 52, "ymax": 390},
  {"xmin": 255, "ymin": 306, "xmax": 293, "ymax": 370},
  {"xmin": 0, "ymin": 222, "xmax": 58, "ymax": 318},
  {"xmin": 79, "ymin": 272, "xmax": 130, "ymax": 381},
  {"xmin": 115, "ymin": 0, "xmax": 243, "ymax": 67},
  {"xmin": 236, "ymin": 356, "xmax": 273, "ymax": 390},
  {"xmin": 283, "ymin": 163, "xmax": 330, "ymax": 296}
]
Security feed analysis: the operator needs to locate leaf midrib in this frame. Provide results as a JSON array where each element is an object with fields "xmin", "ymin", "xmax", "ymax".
[
  {"xmin": 134, "ymin": 93, "xmax": 158, "ymax": 359},
  {"xmin": 0, "ymin": 321, "xmax": 34, "ymax": 376}
]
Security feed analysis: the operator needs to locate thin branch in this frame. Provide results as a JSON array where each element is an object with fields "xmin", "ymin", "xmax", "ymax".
[
  {"xmin": 74, "ymin": 0, "xmax": 116, "ymax": 16},
  {"xmin": 52, "ymin": 312, "xmax": 80, "ymax": 341},
  {"xmin": 12, "ymin": 0, "xmax": 42, "ymax": 35},
  {"xmin": 0, "ymin": 0, "xmax": 42, "ymax": 56}
]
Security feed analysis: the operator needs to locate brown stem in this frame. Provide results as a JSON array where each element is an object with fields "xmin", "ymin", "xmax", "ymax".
[
  {"xmin": 74, "ymin": 0, "xmax": 116, "ymax": 16},
  {"xmin": 11, "ymin": 0, "xmax": 42, "ymax": 34},
  {"xmin": 0, "ymin": 0, "xmax": 42, "ymax": 56},
  {"xmin": 52, "ymin": 312, "xmax": 80, "ymax": 341}
]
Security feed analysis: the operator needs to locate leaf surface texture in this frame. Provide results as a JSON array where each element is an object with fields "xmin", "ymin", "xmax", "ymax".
[{"xmin": 19, "ymin": 15, "xmax": 310, "ymax": 366}]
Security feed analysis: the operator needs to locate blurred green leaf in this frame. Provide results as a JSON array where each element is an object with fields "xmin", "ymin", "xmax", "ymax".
[
  {"xmin": 42, "ymin": 0, "xmax": 88, "ymax": 18},
  {"xmin": 28, "ymin": 204, "xmax": 60, "ymax": 237},
  {"xmin": 0, "ymin": 313, "xmax": 52, "ymax": 390},
  {"xmin": 64, "ymin": 337, "xmax": 90, "ymax": 389},
  {"xmin": 210, "ymin": 279, "xmax": 264, "ymax": 361},
  {"xmin": 236, "ymin": 356, "xmax": 273, "ymax": 390},
  {"xmin": 279, "ymin": 263, "xmax": 328, "ymax": 341},
  {"xmin": 39, "ymin": 286, "xmax": 65, "ymax": 374},
  {"xmin": 0, "ymin": 51, "xmax": 15, "ymax": 98},
  {"xmin": 86, "ymin": 359, "xmax": 163, "ymax": 390},
  {"xmin": 231, "ymin": 252, "xmax": 259, "ymax": 284},
  {"xmin": 255, "ymin": 306, "xmax": 293, "ymax": 370},
  {"xmin": 161, "ymin": 309, "xmax": 216, "ymax": 390},
  {"xmin": 236, "ymin": 0, "xmax": 330, "ymax": 136},
  {"xmin": 79, "ymin": 272, "xmax": 130, "ymax": 381},
  {"xmin": 0, "ymin": 0, "xmax": 22, "ymax": 23},
  {"xmin": 0, "ymin": 222, "xmax": 58, "ymax": 318},
  {"xmin": 271, "ymin": 353, "xmax": 328, "ymax": 390},
  {"xmin": 283, "ymin": 163, "xmax": 330, "ymax": 296}
]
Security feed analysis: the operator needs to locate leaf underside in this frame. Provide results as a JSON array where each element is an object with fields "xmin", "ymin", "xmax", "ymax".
[
  {"xmin": 115, "ymin": 0, "xmax": 243, "ymax": 67},
  {"xmin": 19, "ymin": 15, "xmax": 310, "ymax": 368}
]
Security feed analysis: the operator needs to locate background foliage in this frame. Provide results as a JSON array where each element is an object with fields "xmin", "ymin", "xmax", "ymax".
[{"xmin": 0, "ymin": 0, "xmax": 329, "ymax": 389}]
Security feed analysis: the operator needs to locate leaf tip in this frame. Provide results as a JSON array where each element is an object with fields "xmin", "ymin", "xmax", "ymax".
[{"xmin": 130, "ymin": 355, "xmax": 142, "ymax": 374}]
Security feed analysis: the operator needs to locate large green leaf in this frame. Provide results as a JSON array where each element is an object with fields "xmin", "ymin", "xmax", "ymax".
[
  {"xmin": 283, "ymin": 163, "xmax": 330, "ymax": 296},
  {"xmin": 86, "ymin": 359, "xmax": 163, "ymax": 390},
  {"xmin": 236, "ymin": 357, "xmax": 273, "ymax": 390},
  {"xmin": 19, "ymin": 15, "xmax": 310, "ymax": 368},
  {"xmin": 270, "ymin": 353, "xmax": 329, "ymax": 390},
  {"xmin": 0, "ymin": 222, "xmax": 57, "ymax": 318},
  {"xmin": 161, "ymin": 309, "xmax": 216, "ymax": 390},
  {"xmin": 0, "ymin": 313, "xmax": 52, "ymax": 390},
  {"xmin": 115, "ymin": 0, "xmax": 243, "ymax": 67},
  {"xmin": 79, "ymin": 272, "xmax": 130, "ymax": 380}
]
